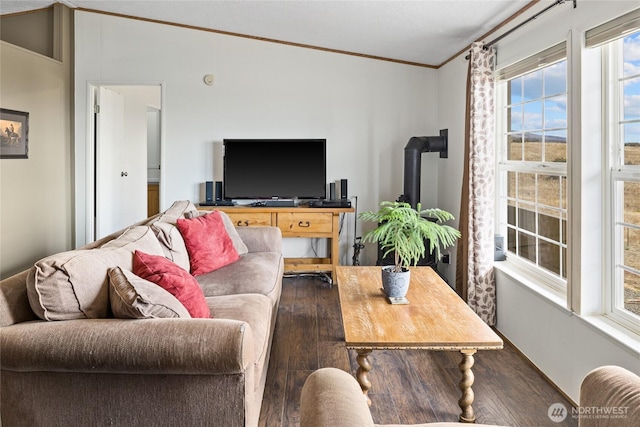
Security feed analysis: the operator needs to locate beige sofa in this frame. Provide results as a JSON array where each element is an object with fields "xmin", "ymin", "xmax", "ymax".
[
  {"xmin": 301, "ymin": 366, "xmax": 640, "ymax": 427},
  {"xmin": 0, "ymin": 201, "xmax": 284, "ymax": 427}
]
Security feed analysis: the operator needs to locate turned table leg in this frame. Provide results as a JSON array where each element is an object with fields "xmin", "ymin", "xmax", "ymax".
[
  {"xmin": 355, "ymin": 349, "xmax": 373, "ymax": 406},
  {"xmin": 458, "ymin": 349, "xmax": 477, "ymax": 423}
]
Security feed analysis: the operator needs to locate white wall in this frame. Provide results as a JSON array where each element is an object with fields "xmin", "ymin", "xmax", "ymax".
[
  {"xmin": 0, "ymin": 6, "xmax": 73, "ymax": 279},
  {"xmin": 437, "ymin": 0, "xmax": 640, "ymax": 403},
  {"xmin": 435, "ymin": 57, "xmax": 468, "ymax": 283},
  {"xmin": 496, "ymin": 268, "xmax": 640, "ymax": 402},
  {"xmin": 74, "ymin": 11, "xmax": 439, "ymax": 265}
]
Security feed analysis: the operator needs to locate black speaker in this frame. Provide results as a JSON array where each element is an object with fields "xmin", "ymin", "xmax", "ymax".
[
  {"xmin": 340, "ymin": 179, "xmax": 348, "ymax": 199},
  {"xmin": 215, "ymin": 181, "xmax": 223, "ymax": 201},
  {"xmin": 205, "ymin": 181, "xmax": 214, "ymax": 203},
  {"xmin": 329, "ymin": 182, "xmax": 336, "ymax": 200}
]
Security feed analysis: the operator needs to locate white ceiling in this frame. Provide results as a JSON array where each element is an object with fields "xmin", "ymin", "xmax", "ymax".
[{"xmin": 0, "ymin": 0, "xmax": 533, "ymax": 67}]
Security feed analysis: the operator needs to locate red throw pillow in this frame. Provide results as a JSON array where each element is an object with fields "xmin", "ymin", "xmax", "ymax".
[
  {"xmin": 132, "ymin": 251, "xmax": 210, "ymax": 318},
  {"xmin": 176, "ymin": 210, "xmax": 240, "ymax": 276}
]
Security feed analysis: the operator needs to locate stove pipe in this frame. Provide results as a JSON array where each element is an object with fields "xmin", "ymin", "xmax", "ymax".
[{"xmin": 402, "ymin": 129, "xmax": 448, "ymax": 209}]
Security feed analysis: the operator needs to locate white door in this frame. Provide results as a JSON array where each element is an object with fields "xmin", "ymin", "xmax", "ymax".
[{"xmin": 95, "ymin": 86, "xmax": 147, "ymax": 238}]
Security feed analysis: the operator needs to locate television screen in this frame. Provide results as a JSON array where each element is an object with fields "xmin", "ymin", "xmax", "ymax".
[{"xmin": 223, "ymin": 139, "xmax": 326, "ymax": 200}]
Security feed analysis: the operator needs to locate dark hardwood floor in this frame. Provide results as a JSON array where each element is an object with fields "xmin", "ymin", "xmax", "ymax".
[{"xmin": 259, "ymin": 276, "xmax": 577, "ymax": 427}]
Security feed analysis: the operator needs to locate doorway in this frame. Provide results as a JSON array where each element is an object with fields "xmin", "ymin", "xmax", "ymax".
[
  {"xmin": 146, "ymin": 107, "xmax": 161, "ymax": 217},
  {"xmin": 89, "ymin": 84, "xmax": 162, "ymax": 240}
]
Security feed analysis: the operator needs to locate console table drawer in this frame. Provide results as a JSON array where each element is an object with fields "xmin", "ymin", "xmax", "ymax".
[
  {"xmin": 278, "ymin": 212, "xmax": 332, "ymax": 234},
  {"xmin": 226, "ymin": 212, "xmax": 272, "ymax": 227}
]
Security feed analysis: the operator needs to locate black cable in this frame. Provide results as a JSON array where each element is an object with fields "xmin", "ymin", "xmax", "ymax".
[{"xmin": 351, "ymin": 196, "xmax": 364, "ymax": 266}]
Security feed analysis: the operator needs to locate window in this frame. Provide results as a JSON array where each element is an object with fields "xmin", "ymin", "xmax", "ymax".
[
  {"xmin": 496, "ymin": 44, "xmax": 568, "ymax": 290},
  {"xmin": 604, "ymin": 30, "xmax": 640, "ymax": 330}
]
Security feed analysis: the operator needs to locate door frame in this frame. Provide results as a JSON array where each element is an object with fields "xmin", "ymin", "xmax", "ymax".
[{"xmin": 84, "ymin": 82, "xmax": 165, "ymax": 243}]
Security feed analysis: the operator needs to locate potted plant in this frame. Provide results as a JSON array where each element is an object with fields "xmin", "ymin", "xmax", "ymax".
[{"xmin": 359, "ymin": 201, "xmax": 461, "ymax": 300}]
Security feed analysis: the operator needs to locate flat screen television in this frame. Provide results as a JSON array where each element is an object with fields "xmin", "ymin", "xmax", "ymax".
[{"xmin": 223, "ymin": 139, "xmax": 326, "ymax": 200}]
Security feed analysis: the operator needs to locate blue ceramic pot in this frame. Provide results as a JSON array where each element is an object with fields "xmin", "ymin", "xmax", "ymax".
[{"xmin": 381, "ymin": 266, "xmax": 410, "ymax": 298}]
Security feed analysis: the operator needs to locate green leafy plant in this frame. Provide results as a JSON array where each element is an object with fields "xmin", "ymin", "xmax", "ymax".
[{"xmin": 359, "ymin": 201, "xmax": 461, "ymax": 273}]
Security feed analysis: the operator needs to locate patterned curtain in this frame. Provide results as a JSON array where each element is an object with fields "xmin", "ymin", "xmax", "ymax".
[{"xmin": 455, "ymin": 42, "xmax": 496, "ymax": 325}]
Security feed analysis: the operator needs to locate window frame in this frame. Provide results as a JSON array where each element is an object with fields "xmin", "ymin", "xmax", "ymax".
[
  {"xmin": 602, "ymin": 33, "xmax": 640, "ymax": 335},
  {"xmin": 496, "ymin": 49, "xmax": 569, "ymax": 295}
]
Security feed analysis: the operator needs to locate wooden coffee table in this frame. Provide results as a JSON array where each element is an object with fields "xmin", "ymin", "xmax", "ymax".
[{"xmin": 336, "ymin": 266, "xmax": 503, "ymax": 423}]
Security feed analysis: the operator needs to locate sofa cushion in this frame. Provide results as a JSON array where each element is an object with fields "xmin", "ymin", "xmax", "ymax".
[
  {"xmin": 206, "ymin": 293, "xmax": 273, "ymax": 391},
  {"xmin": 108, "ymin": 267, "xmax": 191, "ymax": 319},
  {"xmin": 177, "ymin": 211, "xmax": 240, "ymax": 276},
  {"xmin": 149, "ymin": 200, "xmax": 198, "ymax": 271},
  {"xmin": 151, "ymin": 221, "xmax": 191, "ymax": 271},
  {"xmin": 133, "ymin": 250, "xmax": 210, "ymax": 318},
  {"xmin": 26, "ymin": 226, "xmax": 164, "ymax": 321},
  {"xmin": 186, "ymin": 210, "xmax": 249, "ymax": 255},
  {"xmin": 197, "ymin": 252, "xmax": 283, "ymax": 305},
  {"xmin": 157, "ymin": 200, "xmax": 198, "ymax": 223}
]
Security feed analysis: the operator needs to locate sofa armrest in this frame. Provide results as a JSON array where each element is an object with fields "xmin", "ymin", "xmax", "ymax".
[
  {"xmin": 0, "ymin": 318, "xmax": 254, "ymax": 375},
  {"xmin": 236, "ymin": 226, "xmax": 282, "ymax": 253},
  {"xmin": 580, "ymin": 365, "xmax": 640, "ymax": 427},
  {"xmin": 0, "ymin": 270, "xmax": 38, "ymax": 327},
  {"xmin": 301, "ymin": 368, "xmax": 375, "ymax": 427}
]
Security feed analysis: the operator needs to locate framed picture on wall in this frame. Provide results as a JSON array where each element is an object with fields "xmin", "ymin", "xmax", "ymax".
[{"xmin": 0, "ymin": 108, "xmax": 29, "ymax": 159}]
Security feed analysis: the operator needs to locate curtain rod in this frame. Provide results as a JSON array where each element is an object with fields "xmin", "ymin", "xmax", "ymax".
[{"xmin": 465, "ymin": 0, "xmax": 576, "ymax": 60}]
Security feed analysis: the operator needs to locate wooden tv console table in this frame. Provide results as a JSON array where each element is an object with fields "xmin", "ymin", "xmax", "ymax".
[{"xmin": 199, "ymin": 206, "xmax": 354, "ymax": 279}]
